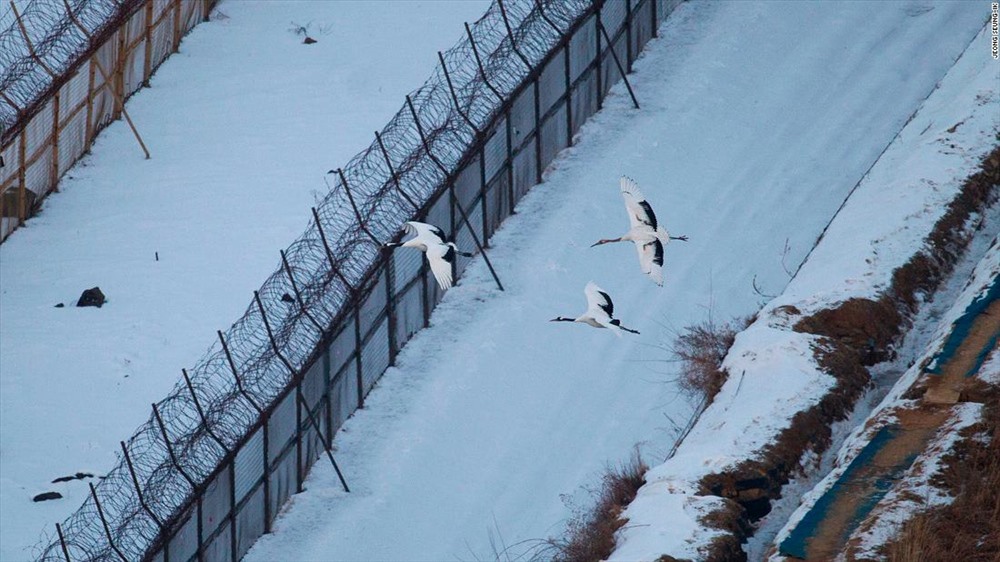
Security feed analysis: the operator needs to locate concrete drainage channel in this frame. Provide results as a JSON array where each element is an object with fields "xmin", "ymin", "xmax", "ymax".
[{"xmin": 777, "ymin": 276, "xmax": 1000, "ymax": 560}]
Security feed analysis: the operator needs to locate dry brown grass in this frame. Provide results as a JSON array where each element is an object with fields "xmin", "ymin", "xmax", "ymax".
[
  {"xmin": 882, "ymin": 397, "xmax": 999, "ymax": 562},
  {"xmin": 672, "ymin": 316, "xmax": 751, "ymax": 403},
  {"xmin": 549, "ymin": 451, "xmax": 648, "ymax": 562}
]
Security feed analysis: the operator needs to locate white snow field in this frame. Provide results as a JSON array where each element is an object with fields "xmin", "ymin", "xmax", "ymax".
[
  {"xmin": 0, "ymin": 2, "xmax": 490, "ymax": 559},
  {"xmin": 613, "ymin": 19, "xmax": 999, "ymax": 559},
  {"xmin": 242, "ymin": 2, "xmax": 987, "ymax": 561}
]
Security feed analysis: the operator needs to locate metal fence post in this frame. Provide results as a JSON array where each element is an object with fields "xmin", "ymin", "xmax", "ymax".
[
  {"xmin": 626, "ymin": 0, "xmax": 633, "ymax": 71},
  {"xmin": 354, "ymin": 307, "xmax": 364, "ymax": 408},
  {"xmin": 55, "ymin": 523, "xmax": 71, "ymax": 562},
  {"xmin": 88, "ymin": 483, "xmax": 129, "ymax": 562},
  {"xmin": 120, "ymin": 441, "xmax": 166, "ymax": 530},
  {"xmin": 652, "ymin": 0, "xmax": 658, "ymax": 38},
  {"xmin": 51, "ymin": 90, "xmax": 60, "ymax": 192},
  {"xmin": 596, "ymin": 4, "xmax": 603, "ymax": 110},
  {"xmin": 323, "ymin": 350, "xmax": 332, "ymax": 448},
  {"xmin": 152, "ymin": 403, "xmax": 203, "ymax": 562},
  {"xmin": 217, "ymin": 330, "xmax": 270, "ymax": 533}
]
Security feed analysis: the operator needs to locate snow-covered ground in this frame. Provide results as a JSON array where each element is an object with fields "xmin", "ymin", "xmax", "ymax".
[
  {"xmin": 611, "ymin": 20, "xmax": 997, "ymax": 561},
  {"xmin": 236, "ymin": 3, "xmax": 988, "ymax": 561},
  {"xmin": 0, "ymin": 2, "xmax": 490, "ymax": 559}
]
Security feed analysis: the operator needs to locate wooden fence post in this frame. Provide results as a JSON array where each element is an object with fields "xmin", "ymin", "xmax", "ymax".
[
  {"xmin": 172, "ymin": 0, "xmax": 182, "ymax": 52},
  {"xmin": 114, "ymin": 22, "xmax": 127, "ymax": 121}
]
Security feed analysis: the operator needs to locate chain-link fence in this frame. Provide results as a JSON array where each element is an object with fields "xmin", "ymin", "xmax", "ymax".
[
  {"xmin": 34, "ymin": 0, "xmax": 684, "ymax": 560},
  {"xmin": 0, "ymin": 0, "xmax": 215, "ymax": 242}
]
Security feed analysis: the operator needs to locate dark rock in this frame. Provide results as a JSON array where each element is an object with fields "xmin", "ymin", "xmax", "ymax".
[
  {"xmin": 54, "ymin": 303, "xmax": 64, "ymax": 308},
  {"xmin": 303, "ymin": 36, "xmax": 317, "ymax": 44},
  {"xmin": 76, "ymin": 287, "xmax": 106, "ymax": 308},
  {"xmin": 32, "ymin": 491, "xmax": 63, "ymax": 502}
]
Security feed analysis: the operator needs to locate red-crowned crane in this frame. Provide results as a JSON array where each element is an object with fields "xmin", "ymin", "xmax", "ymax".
[
  {"xmin": 550, "ymin": 282, "xmax": 640, "ymax": 337},
  {"xmin": 384, "ymin": 221, "xmax": 472, "ymax": 291},
  {"xmin": 591, "ymin": 176, "xmax": 688, "ymax": 286}
]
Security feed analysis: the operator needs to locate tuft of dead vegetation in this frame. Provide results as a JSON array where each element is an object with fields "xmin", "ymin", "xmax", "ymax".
[
  {"xmin": 698, "ymin": 498, "xmax": 751, "ymax": 561},
  {"xmin": 882, "ymin": 393, "xmax": 999, "ymax": 562},
  {"xmin": 549, "ymin": 451, "xmax": 648, "ymax": 562},
  {"xmin": 672, "ymin": 316, "xmax": 751, "ymax": 403}
]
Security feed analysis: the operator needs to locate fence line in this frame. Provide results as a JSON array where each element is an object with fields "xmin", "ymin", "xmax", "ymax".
[
  {"xmin": 0, "ymin": 0, "xmax": 216, "ymax": 243},
  {"xmin": 35, "ymin": 0, "xmax": 684, "ymax": 560}
]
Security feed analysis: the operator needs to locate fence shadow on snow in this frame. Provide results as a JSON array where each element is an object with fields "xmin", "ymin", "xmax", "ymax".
[{"xmin": 35, "ymin": 0, "xmax": 684, "ymax": 560}]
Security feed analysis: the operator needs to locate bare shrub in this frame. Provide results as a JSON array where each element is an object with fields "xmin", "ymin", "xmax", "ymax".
[
  {"xmin": 549, "ymin": 451, "xmax": 648, "ymax": 562},
  {"xmin": 672, "ymin": 316, "xmax": 750, "ymax": 403}
]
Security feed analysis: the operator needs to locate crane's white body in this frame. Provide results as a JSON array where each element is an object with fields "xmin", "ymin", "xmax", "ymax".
[
  {"xmin": 593, "ymin": 176, "xmax": 676, "ymax": 286},
  {"xmin": 391, "ymin": 221, "xmax": 465, "ymax": 291},
  {"xmin": 553, "ymin": 282, "xmax": 639, "ymax": 337}
]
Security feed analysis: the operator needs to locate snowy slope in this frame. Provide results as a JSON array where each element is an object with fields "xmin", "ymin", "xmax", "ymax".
[
  {"xmin": 612, "ymin": 21, "xmax": 998, "ymax": 561},
  {"xmin": 0, "ymin": 2, "xmax": 490, "ymax": 559},
  {"xmin": 241, "ymin": 3, "xmax": 987, "ymax": 560}
]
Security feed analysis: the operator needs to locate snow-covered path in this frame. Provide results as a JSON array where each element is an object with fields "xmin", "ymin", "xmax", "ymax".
[
  {"xmin": 244, "ymin": 2, "xmax": 986, "ymax": 560},
  {"xmin": 0, "ymin": 2, "xmax": 489, "ymax": 559}
]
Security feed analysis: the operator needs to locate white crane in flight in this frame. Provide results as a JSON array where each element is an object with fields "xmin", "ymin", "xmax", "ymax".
[
  {"xmin": 385, "ymin": 221, "xmax": 472, "ymax": 291},
  {"xmin": 550, "ymin": 282, "xmax": 640, "ymax": 337},
  {"xmin": 591, "ymin": 176, "xmax": 688, "ymax": 286}
]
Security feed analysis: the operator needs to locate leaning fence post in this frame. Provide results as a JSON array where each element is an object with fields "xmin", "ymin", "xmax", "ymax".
[
  {"xmin": 60, "ymin": 0, "xmax": 152, "ymax": 159},
  {"xmin": 464, "ymin": 23, "xmax": 505, "ymax": 104},
  {"xmin": 496, "ymin": 0, "xmax": 533, "ymax": 71},
  {"xmin": 296, "ymin": 388, "xmax": 351, "ymax": 492},
  {"xmin": 374, "ymin": 131, "xmax": 420, "ymax": 212},
  {"xmin": 332, "ymin": 169, "xmax": 382, "ymax": 247},
  {"xmin": 55, "ymin": 523, "xmax": 71, "ymax": 562},
  {"xmin": 181, "ymin": 369, "xmax": 231, "ymax": 454},
  {"xmin": 310, "ymin": 207, "xmax": 359, "ymax": 295},
  {"xmin": 597, "ymin": 19, "xmax": 640, "ymax": 109},
  {"xmin": 438, "ymin": 51, "xmax": 480, "ymax": 136},
  {"xmin": 88, "ymin": 483, "xmax": 129, "ymax": 562},
  {"xmin": 152, "ymin": 403, "xmax": 204, "ymax": 561},
  {"xmin": 405, "ymin": 96, "xmax": 505, "ymax": 292},
  {"xmin": 120, "ymin": 441, "xmax": 166, "ymax": 530},
  {"xmin": 280, "ymin": 250, "xmax": 326, "ymax": 334}
]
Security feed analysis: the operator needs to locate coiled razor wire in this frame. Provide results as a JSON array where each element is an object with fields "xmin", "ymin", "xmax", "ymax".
[
  {"xmin": 0, "ymin": 0, "xmax": 137, "ymax": 140},
  {"xmin": 33, "ymin": 0, "xmax": 593, "ymax": 559}
]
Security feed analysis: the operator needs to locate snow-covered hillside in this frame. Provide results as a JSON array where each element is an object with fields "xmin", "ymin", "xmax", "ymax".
[
  {"xmin": 238, "ymin": 2, "xmax": 988, "ymax": 560},
  {"xmin": 0, "ymin": 2, "xmax": 489, "ymax": 559}
]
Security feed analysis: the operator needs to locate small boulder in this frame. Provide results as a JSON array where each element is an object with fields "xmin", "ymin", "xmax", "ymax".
[
  {"xmin": 32, "ymin": 491, "xmax": 63, "ymax": 502},
  {"xmin": 76, "ymin": 287, "xmax": 106, "ymax": 308},
  {"xmin": 303, "ymin": 36, "xmax": 317, "ymax": 44},
  {"xmin": 54, "ymin": 303, "xmax": 64, "ymax": 308}
]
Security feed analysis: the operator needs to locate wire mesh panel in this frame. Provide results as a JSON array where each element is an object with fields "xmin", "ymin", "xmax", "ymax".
[
  {"xmin": 235, "ymin": 485, "xmax": 265, "ymax": 559},
  {"xmin": 234, "ymin": 428, "xmax": 263, "ymax": 502}
]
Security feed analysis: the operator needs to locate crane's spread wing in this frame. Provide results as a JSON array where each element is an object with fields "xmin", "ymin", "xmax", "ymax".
[
  {"xmin": 425, "ymin": 244, "xmax": 455, "ymax": 290},
  {"xmin": 404, "ymin": 221, "xmax": 448, "ymax": 245},
  {"xmin": 619, "ymin": 176, "xmax": 658, "ymax": 230},
  {"xmin": 584, "ymin": 281, "xmax": 614, "ymax": 320},
  {"xmin": 635, "ymin": 239, "xmax": 664, "ymax": 286}
]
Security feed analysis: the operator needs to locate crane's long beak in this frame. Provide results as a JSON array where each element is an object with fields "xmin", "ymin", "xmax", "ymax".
[{"xmin": 590, "ymin": 240, "xmax": 606, "ymax": 248}]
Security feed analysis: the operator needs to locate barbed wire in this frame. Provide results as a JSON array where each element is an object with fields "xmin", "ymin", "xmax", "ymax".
[
  {"xmin": 32, "ymin": 0, "xmax": 594, "ymax": 559},
  {"xmin": 0, "ymin": 0, "xmax": 136, "ymax": 139}
]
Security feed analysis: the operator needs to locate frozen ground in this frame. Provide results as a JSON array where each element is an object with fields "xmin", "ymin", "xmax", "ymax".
[
  {"xmin": 612, "ymin": 20, "xmax": 997, "ymax": 561},
  {"xmin": 241, "ymin": 2, "xmax": 987, "ymax": 561},
  {"xmin": 0, "ymin": 1, "xmax": 490, "ymax": 559}
]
